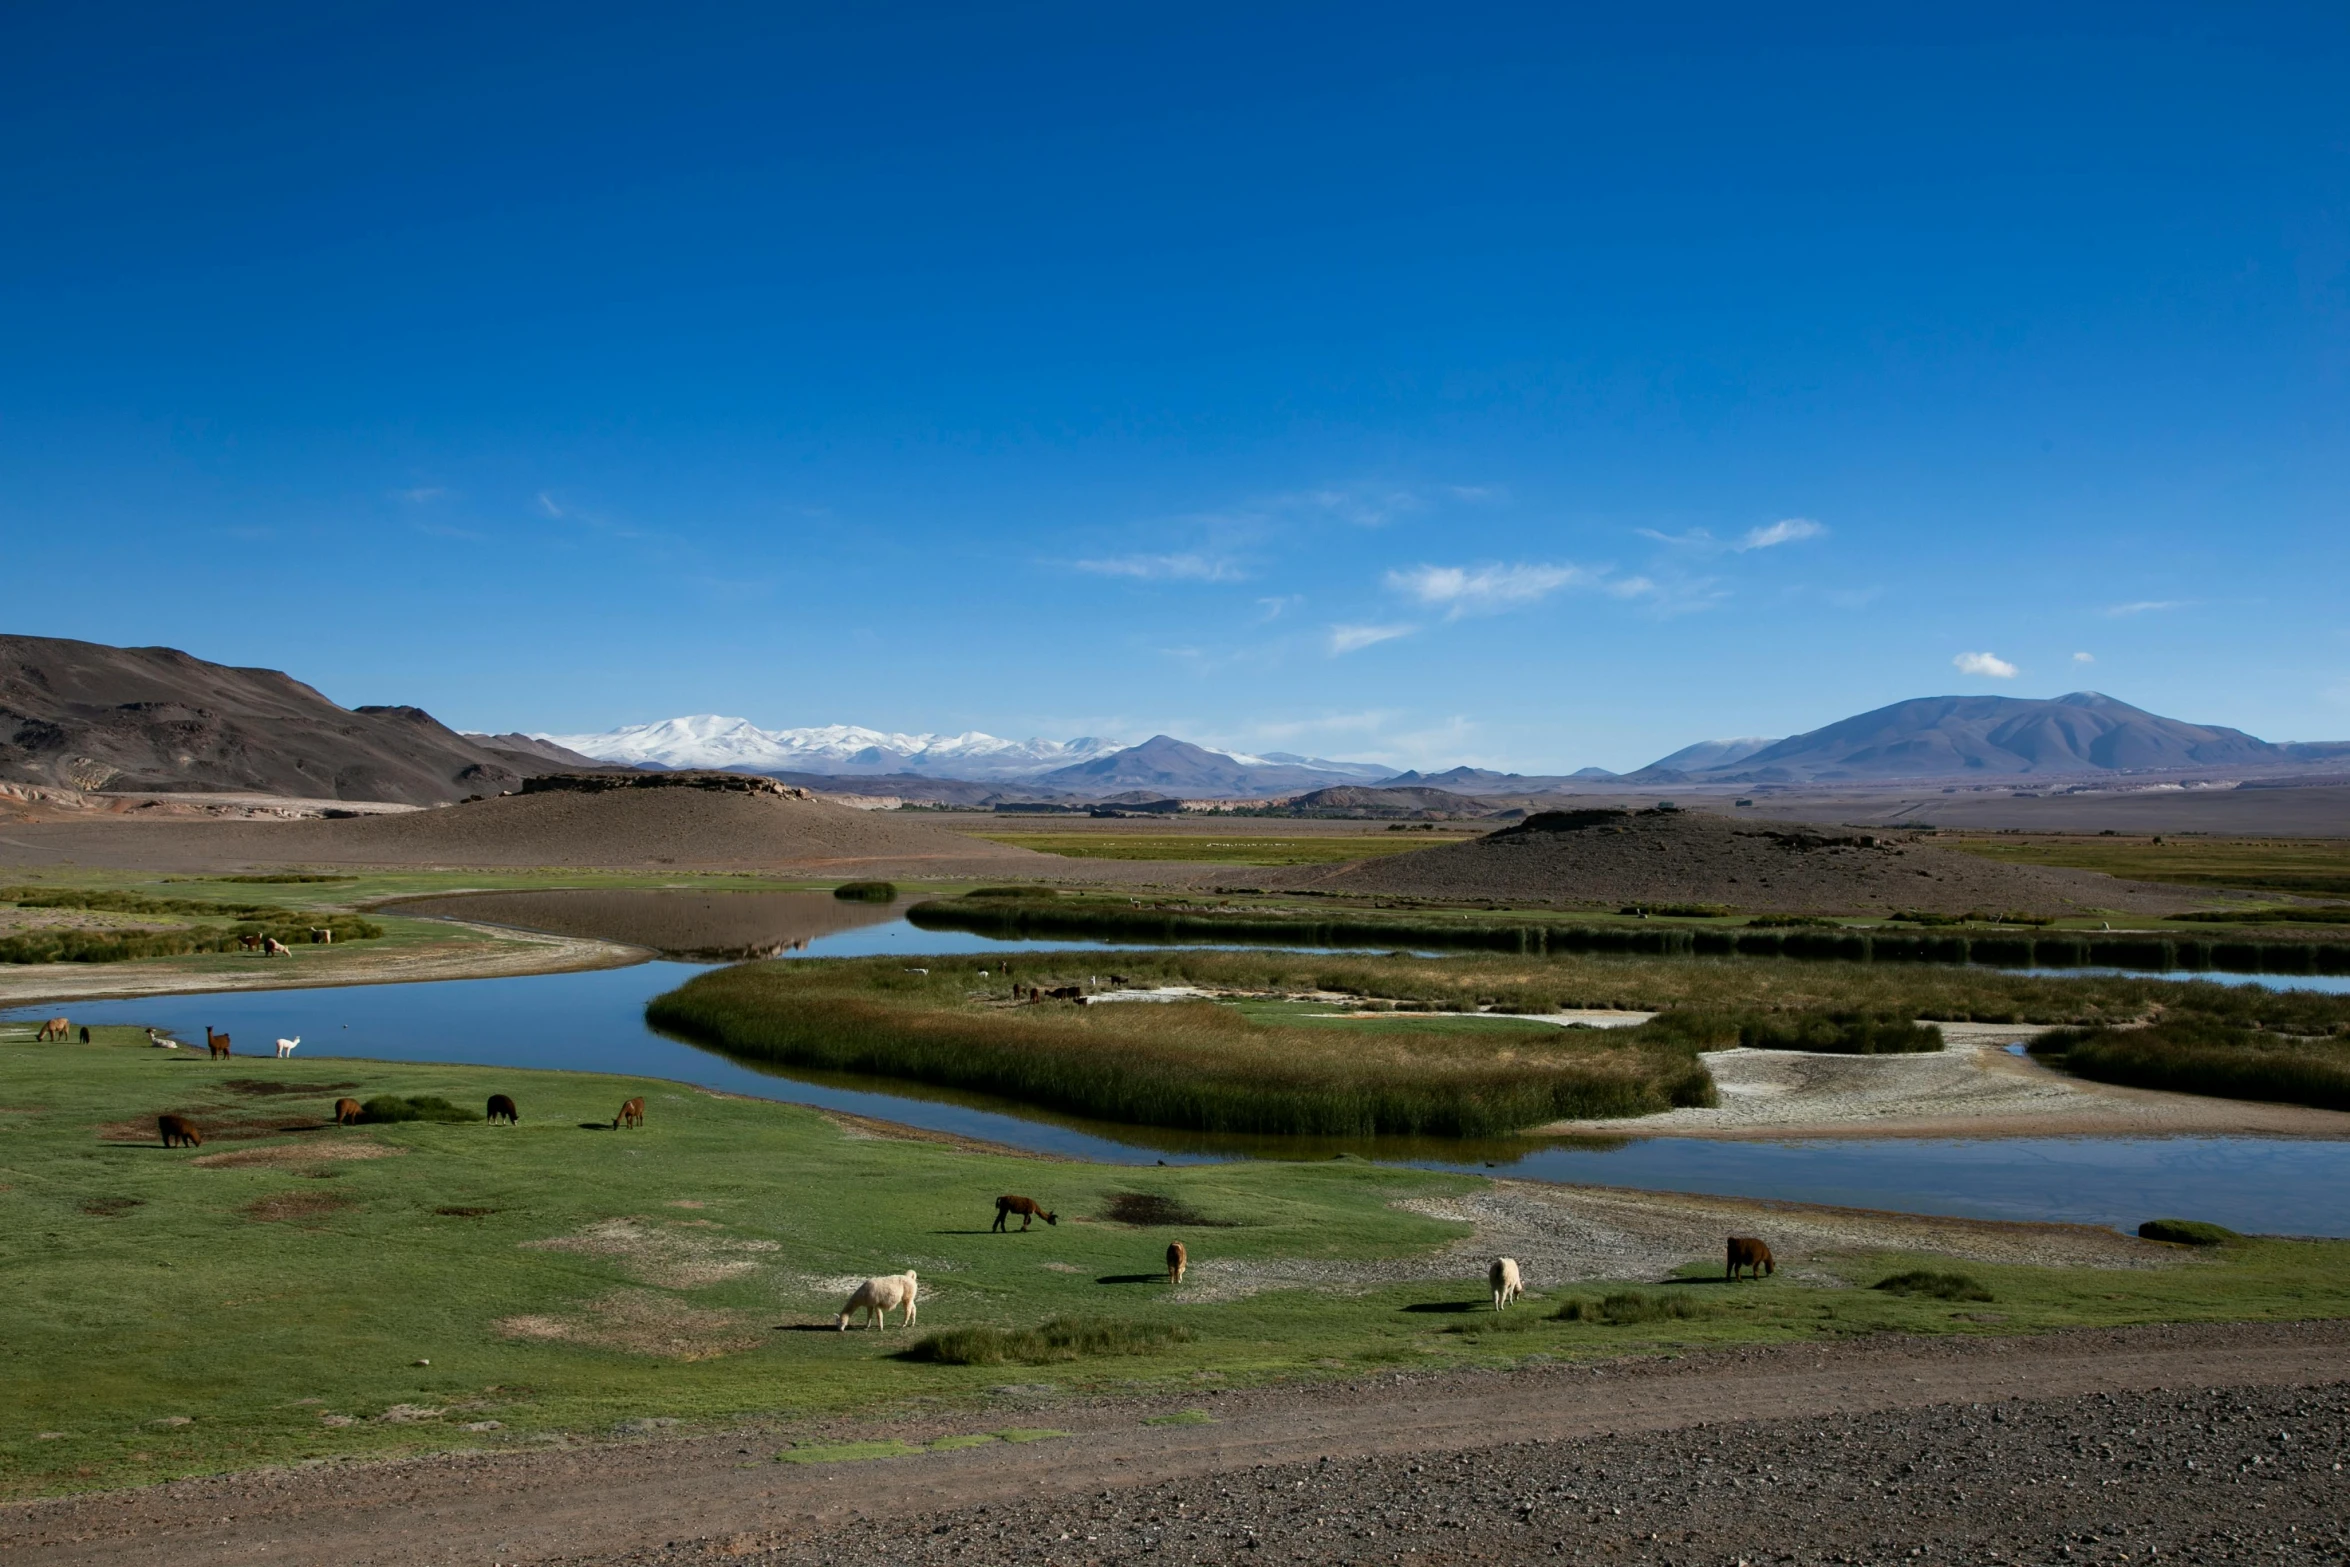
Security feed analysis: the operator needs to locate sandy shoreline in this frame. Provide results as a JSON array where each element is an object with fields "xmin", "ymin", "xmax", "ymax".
[
  {"xmin": 0, "ymin": 921, "xmax": 647, "ymax": 1008},
  {"xmin": 1538, "ymin": 1019, "xmax": 2350, "ymax": 1141}
]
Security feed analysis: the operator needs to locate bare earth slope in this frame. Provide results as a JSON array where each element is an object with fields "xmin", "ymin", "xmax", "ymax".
[
  {"xmin": 1283, "ymin": 806, "xmax": 2191, "ymax": 915},
  {"xmin": 0, "ymin": 783, "xmax": 1056, "ymax": 876},
  {"xmin": 0, "ymin": 634, "xmax": 552, "ymax": 805}
]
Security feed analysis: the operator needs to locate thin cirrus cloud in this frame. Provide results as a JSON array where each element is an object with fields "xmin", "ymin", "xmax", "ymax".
[
  {"xmin": 1073, "ymin": 552, "xmax": 1246, "ymax": 582},
  {"xmin": 1739, "ymin": 517, "xmax": 1827, "ymax": 550},
  {"xmin": 1386, "ymin": 562, "xmax": 1594, "ymax": 617},
  {"xmin": 2104, "ymin": 600, "xmax": 2186, "ymax": 617},
  {"xmin": 1638, "ymin": 517, "xmax": 1829, "ymax": 554},
  {"xmin": 1954, "ymin": 651, "xmax": 2020, "ymax": 679},
  {"xmin": 1328, "ymin": 622, "xmax": 1418, "ymax": 655},
  {"xmin": 2073, "ymin": 651, "xmax": 2096, "ymax": 664}
]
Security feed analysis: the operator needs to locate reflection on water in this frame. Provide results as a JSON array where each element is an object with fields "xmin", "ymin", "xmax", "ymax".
[{"xmin": 12, "ymin": 960, "xmax": 2349, "ymax": 1235}]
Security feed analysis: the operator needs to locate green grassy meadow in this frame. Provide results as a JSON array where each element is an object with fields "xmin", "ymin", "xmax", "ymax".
[
  {"xmin": 1945, "ymin": 833, "xmax": 2350, "ymax": 900},
  {"xmin": 4, "ymin": 1031, "xmax": 2350, "ymax": 1498}
]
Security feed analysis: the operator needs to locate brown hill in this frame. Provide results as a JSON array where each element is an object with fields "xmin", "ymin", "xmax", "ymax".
[
  {"xmin": 0, "ymin": 772, "xmax": 1059, "ymax": 876},
  {"xmin": 0, "ymin": 634, "xmax": 573, "ymax": 805},
  {"xmin": 1283, "ymin": 806, "xmax": 2190, "ymax": 916}
]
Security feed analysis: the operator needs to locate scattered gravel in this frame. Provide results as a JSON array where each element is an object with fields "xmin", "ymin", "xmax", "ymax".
[{"xmin": 620, "ymin": 1380, "xmax": 2350, "ymax": 1566}]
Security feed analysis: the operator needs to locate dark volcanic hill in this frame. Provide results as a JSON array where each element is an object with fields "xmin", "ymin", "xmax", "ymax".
[
  {"xmin": 0, "ymin": 634, "xmax": 571, "ymax": 805},
  {"xmin": 1279, "ymin": 785, "xmax": 1502, "ymax": 818},
  {"xmin": 1034, "ymin": 735, "xmax": 1377, "ymax": 796},
  {"xmin": 1287, "ymin": 806, "xmax": 2188, "ymax": 915},
  {"xmin": 1645, "ymin": 692, "xmax": 2302, "ymax": 783}
]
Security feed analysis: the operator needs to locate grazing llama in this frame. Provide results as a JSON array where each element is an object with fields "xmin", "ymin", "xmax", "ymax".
[
  {"xmin": 275, "ymin": 1036, "xmax": 301, "ymax": 1059},
  {"xmin": 1490, "ymin": 1256, "xmax": 1524, "ymax": 1312},
  {"xmin": 1726, "ymin": 1236, "xmax": 1775, "ymax": 1280},
  {"xmin": 35, "ymin": 1017, "xmax": 71, "ymax": 1041},
  {"xmin": 613, "ymin": 1096, "xmax": 645, "ymax": 1129},
  {"xmin": 836, "ymin": 1271, "xmax": 919, "ymax": 1331},
  {"xmin": 992, "ymin": 1195, "xmax": 1056, "ymax": 1231}
]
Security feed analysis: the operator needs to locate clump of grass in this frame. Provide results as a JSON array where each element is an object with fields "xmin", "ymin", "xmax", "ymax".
[
  {"xmin": 1632, "ymin": 1010, "xmax": 1942, "ymax": 1055},
  {"xmin": 204, "ymin": 874, "xmax": 357, "ymax": 884},
  {"xmin": 1872, "ymin": 1270, "xmax": 1993, "ymax": 1301},
  {"xmin": 1552, "ymin": 1291, "xmax": 1714, "ymax": 1325},
  {"xmin": 1747, "ymin": 914, "xmax": 1840, "ymax": 928},
  {"xmin": 649, "ymin": 957, "xmax": 1719, "ymax": 1138},
  {"xmin": 832, "ymin": 881, "xmax": 897, "ymax": 902},
  {"xmin": 962, "ymin": 885, "xmax": 1058, "ymax": 899},
  {"xmin": 1103, "ymin": 1192, "xmax": 1237, "ymax": 1227},
  {"xmin": 2032, "ymin": 1018, "xmax": 2350, "ymax": 1111},
  {"xmin": 1619, "ymin": 903, "xmax": 1733, "ymax": 919},
  {"xmin": 2171, "ymin": 906, "xmax": 2350, "ymax": 925},
  {"xmin": 355, "ymin": 1095, "xmax": 480, "ymax": 1124},
  {"xmin": 897, "ymin": 1318, "xmax": 1192, "ymax": 1366},
  {"xmin": 2139, "ymin": 1218, "xmax": 2241, "ymax": 1246}
]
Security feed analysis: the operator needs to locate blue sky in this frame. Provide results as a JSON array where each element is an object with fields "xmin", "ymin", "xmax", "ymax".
[{"xmin": 3, "ymin": 3, "xmax": 2345, "ymax": 772}]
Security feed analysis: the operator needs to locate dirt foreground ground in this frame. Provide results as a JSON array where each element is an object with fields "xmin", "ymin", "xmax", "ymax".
[{"xmin": 5, "ymin": 1321, "xmax": 2344, "ymax": 1567}]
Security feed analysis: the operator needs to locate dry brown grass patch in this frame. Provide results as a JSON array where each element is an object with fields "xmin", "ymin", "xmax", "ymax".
[
  {"xmin": 520, "ymin": 1217, "xmax": 779, "ymax": 1289},
  {"xmin": 497, "ymin": 1289, "xmax": 767, "ymax": 1360},
  {"xmin": 192, "ymin": 1140, "xmax": 403, "ymax": 1168},
  {"xmin": 241, "ymin": 1191, "xmax": 355, "ymax": 1223}
]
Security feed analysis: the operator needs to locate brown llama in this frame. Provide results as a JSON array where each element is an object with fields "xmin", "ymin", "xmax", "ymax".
[
  {"xmin": 1726, "ymin": 1236, "xmax": 1775, "ymax": 1280},
  {"xmin": 205, "ymin": 1027, "xmax": 231, "ymax": 1060},
  {"xmin": 487, "ymin": 1093, "xmax": 519, "ymax": 1124},
  {"xmin": 35, "ymin": 1017, "xmax": 71, "ymax": 1041},
  {"xmin": 993, "ymin": 1195, "xmax": 1056, "ymax": 1231},
  {"xmin": 1166, "ymin": 1241, "xmax": 1187, "ymax": 1285},
  {"xmin": 613, "ymin": 1096, "xmax": 645, "ymax": 1129},
  {"xmin": 158, "ymin": 1113, "xmax": 203, "ymax": 1149},
  {"xmin": 333, "ymin": 1097, "xmax": 363, "ymax": 1126}
]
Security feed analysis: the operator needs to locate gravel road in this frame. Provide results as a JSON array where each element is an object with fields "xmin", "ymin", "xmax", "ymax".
[
  {"xmin": 10, "ymin": 1322, "xmax": 2344, "ymax": 1567},
  {"xmin": 640, "ymin": 1379, "xmax": 2348, "ymax": 1567}
]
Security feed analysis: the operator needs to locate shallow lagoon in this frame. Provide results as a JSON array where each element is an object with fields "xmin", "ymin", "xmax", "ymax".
[{"xmin": 14, "ymin": 945, "xmax": 2348, "ymax": 1237}]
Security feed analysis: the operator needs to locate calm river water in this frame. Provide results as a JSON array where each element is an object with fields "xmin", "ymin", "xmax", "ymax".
[{"xmin": 10, "ymin": 892, "xmax": 2348, "ymax": 1237}]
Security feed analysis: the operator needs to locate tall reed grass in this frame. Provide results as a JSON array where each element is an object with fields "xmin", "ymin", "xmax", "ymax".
[
  {"xmin": 2031, "ymin": 1018, "xmax": 2350, "ymax": 1111},
  {"xmin": 646, "ymin": 957, "xmax": 1718, "ymax": 1137},
  {"xmin": 912, "ymin": 896, "xmax": 2350, "ymax": 977}
]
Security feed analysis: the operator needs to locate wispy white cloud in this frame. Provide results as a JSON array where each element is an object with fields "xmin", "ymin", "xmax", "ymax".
[
  {"xmin": 1329, "ymin": 622, "xmax": 1418, "ymax": 655},
  {"xmin": 1385, "ymin": 562, "xmax": 1593, "ymax": 617},
  {"xmin": 396, "ymin": 486, "xmax": 447, "ymax": 503},
  {"xmin": 534, "ymin": 491, "xmax": 565, "ymax": 519},
  {"xmin": 1073, "ymin": 552, "xmax": 1246, "ymax": 582},
  {"xmin": 2104, "ymin": 600, "xmax": 2186, "ymax": 617},
  {"xmin": 1954, "ymin": 650, "xmax": 2020, "ymax": 679},
  {"xmin": 1605, "ymin": 575, "xmax": 1659, "ymax": 600},
  {"xmin": 2073, "ymin": 651, "xmax": 2096, "ymax": 664},
  {"xmin": 1740, "ymin": 517, "xmax": 1827, "ymax": 551},
  {"xmin": 1254, "ymin": 595, "xmax": 1302, "ymax": 622}
]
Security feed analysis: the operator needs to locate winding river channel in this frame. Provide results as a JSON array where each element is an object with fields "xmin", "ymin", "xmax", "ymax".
[{"xmin": 10, "ymin": 889, "xmax": 2348, "ymax": 1237}]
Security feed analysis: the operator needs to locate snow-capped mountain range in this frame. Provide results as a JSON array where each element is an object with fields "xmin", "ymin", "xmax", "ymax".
[{"xmin": 534, "ymin": 716, "xmax": 1127, "ymax": 779}]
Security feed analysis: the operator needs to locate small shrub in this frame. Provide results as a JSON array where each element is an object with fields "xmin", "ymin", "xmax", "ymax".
[
  {"xmin": 1747, "ymin": 914, "xmax": 1840, "ymax": 928},
  {"xmin": 832, "ymin": 881, "xmax": 897, "ymax": 902},
  {"xmin": 355, "ymin": 1095, "xmax": 480, "ymax": 1124},
  {"xmin": 1552, "ymin": 1291, "xmax": 1713, "ymax": 1325},
  {"xmin": 897, "ymin": 1318, "xmax": 1192, "ymax": 1366},
  {"xmin": 1872, "ymin": 1270, "xmax": 1992, "ymax": 1301},
  {"xmin": 1619, "ymin": 904, "xmax": 1733, "ymax": 919},
  {"xmin": 2138, "ymin": 1218, "xmax": 2240, "ymax": 1247}
]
